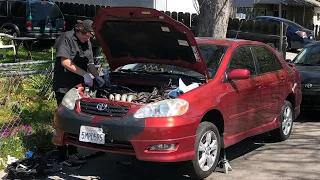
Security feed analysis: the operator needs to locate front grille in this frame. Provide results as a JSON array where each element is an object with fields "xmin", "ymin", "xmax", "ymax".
[
  {"xmin": 66, "ymin": 133, "xmax": 135, "ymax": 153},
  {"xmin": 80, "ymin": 101, "xmax": 130, "ymax": 117}
]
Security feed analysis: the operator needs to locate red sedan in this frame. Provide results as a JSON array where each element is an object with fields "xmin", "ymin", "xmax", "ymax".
[{"xmin": 53, "ymin": 7, "xmax": 302, "ymax": 179}]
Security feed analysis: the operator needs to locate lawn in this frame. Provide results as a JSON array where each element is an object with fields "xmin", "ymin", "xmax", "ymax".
[{"xmin": 0, "ymin": 42, "xmax": 54, "ymax": 63}]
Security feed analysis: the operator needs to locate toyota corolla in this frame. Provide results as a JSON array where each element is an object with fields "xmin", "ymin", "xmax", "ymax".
[{"xmin": 53, "ymin": 7, "xmax": 302, "ymax": 179}]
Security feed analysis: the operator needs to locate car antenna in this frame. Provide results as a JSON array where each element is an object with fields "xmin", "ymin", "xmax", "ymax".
[{"xmin": 235, "ymin": 19, "xmax": 244, "ymax": 40}]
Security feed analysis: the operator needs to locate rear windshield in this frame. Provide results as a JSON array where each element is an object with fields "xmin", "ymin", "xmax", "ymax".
[{"xmin": 29, "ymin": 1, "xmax": 63, "ymax": 20}]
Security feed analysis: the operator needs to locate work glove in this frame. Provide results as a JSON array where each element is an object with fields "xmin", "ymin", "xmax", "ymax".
[
  {"xmin": 83, "ymin": 73, "xmax": 93, "ymax": 87},
  {"xmin": 95, "ymin": 76, "xmax": 106, "ymax": 87}
]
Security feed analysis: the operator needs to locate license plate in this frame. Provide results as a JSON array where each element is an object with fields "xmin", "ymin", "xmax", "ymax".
[
  {"xmin": 45, "ymin": 25, "xmax": 52, "ymax": 31},
  {"xmin": 79, "ymin": 126, "xmax": 105, "ymax": 144}
]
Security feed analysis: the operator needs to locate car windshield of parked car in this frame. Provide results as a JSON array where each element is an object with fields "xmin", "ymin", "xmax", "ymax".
[
  {"xmin": 118, "ymin": 44, "xmax": 228, "ymax": 79},
  {"xmin": 29, "ymin": 1, "xmax": 63, "ymax": 20},
  {"xmin": 293, "ymin": 45, "xmax": 320, "ymax": 65}
]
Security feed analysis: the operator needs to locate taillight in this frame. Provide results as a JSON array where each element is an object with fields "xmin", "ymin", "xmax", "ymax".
[
  {"xmin": 295, "ymin": 31, "xmax": 307, "ymax": 38},
  {"xmin": 63, "ymin": 21, "xmax": 66, "ymax": 30},
  {"xmin": 26, "ymin": 21, "xmax": 32, "ymax": 30}
]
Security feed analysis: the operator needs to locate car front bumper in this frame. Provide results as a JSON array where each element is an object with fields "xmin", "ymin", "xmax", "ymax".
[{"xmin": 53, "ymin": 105, "xmax": 199, "ymax": 162}]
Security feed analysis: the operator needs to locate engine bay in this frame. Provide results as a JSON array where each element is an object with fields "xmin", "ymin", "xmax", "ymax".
[{"xmin": 83, "ymin": 75, "xmax": 203, "ymax": 104}]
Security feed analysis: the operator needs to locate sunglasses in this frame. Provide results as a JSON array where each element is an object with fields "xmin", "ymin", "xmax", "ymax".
[{"xmin": 82, "ymin": 32, "xmax": 96, "ymax": 39}]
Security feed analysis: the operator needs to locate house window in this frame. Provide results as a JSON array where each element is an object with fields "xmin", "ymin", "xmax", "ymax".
[
  {"xmin": 273, "ymin": 9, "xmax": 286, "ymax": 19},
  {"xmin": 282, "ymin": 10, "xmax": 287, "ymax": 19},
  {"xmin": 256, "ymin": 9, "xmax": 266, "ymax": 16}
]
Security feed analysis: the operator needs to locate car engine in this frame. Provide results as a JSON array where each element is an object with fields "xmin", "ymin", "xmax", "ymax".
[{"xmin": 83, "ymin": 80, "xmax": 180, "ymax": 104}]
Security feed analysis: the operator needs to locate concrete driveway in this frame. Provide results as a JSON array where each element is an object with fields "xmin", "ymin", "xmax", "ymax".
[{"xmin": 31, "ymin": 112, "xmax": 318, "ymax": 180}]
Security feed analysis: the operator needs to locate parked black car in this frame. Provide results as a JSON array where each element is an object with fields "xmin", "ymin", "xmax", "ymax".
[
  {"xmin": 0, "ymin": 0, "xmax": 65, "ymax": 40},
  {"xmin": 290, "ymin": 41, "xmax": 320, "ymax": 110},
  {"xmin": 254, "ymin": 16, "xmax": 315, "ymax": 50}
]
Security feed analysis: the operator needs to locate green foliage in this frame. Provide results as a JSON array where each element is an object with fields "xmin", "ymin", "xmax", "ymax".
[{"xmin": 0, "ymin": 63, "xmax": 57, "ymax": 170}]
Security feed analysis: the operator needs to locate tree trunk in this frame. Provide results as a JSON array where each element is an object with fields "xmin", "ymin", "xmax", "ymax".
[{"xmin": 196, "ymin": 0, "xmax": 231, "ymax": 38}]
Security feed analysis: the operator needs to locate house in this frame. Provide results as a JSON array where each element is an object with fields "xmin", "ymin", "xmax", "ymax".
[{"xmin": 233, "ymin": 0, "xmax": 320, "ymax": 28}]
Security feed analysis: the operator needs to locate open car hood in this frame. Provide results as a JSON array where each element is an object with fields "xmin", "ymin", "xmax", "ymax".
[{"xmin": 92, "ymin": 7, "xmax": 209, "ymax": 77}]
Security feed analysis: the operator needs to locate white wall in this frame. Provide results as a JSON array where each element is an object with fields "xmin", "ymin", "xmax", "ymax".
[
  {"xmin": 154, "ymin": 0, "xmax": 167, "ymax": 11},
  {"xmin": 56, "ymin": 0, "xmax": 154, "ymax": 8},
  {"xmin": 313, "ymin": 7, "xmax": 320, "ymax": 26},
  {"xmin": 55, "ymin": 0, "xmax": 198, "ymax": 13},
  {"xmin": 165, "ymin": 0, "xmax": 198, "ymax": 14}
]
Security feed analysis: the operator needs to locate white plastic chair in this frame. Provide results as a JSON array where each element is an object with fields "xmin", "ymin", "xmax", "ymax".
[{"xmin": 0, "ymin": 33, "xmax": 16, "ymax": 58}]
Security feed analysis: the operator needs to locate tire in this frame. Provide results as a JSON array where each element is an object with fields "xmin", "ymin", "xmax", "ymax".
[
  {"xmin": 2, "ymin": 27, "xmax": 18, "ymax": 38},
  {"xmin": 270, "ymin": 100, "xmax": 294, "ymax": 141},
  {"xmin": 188, "ymin": 122, "xmax": 221, "ymax": 179}
]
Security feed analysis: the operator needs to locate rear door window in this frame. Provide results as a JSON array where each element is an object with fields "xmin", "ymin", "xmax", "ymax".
[
  {"xmin": 251, "ymin": 45, "xmax": 283, "ymax": 74},
  {"xmin": 10, "ymin": 1, "xmax": 26, "ymax": 18}
]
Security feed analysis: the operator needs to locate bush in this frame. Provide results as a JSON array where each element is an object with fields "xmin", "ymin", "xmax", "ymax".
[{"xmin": 0, "ymin": 72, "xmax": 57, "ymax": 170}]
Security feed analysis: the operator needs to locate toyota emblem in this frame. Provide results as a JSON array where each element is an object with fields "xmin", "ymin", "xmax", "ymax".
[
  {"xmin": 305, "ymin": 83, "xmax": 313, "ymax": 89},
  {"xmin": 96, "ymin": 103, "xmax": 108, "ymax": 111}
]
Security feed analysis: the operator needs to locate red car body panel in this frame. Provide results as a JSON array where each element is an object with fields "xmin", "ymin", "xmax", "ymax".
[{"xmin": 53, "ymin": 7, "xmax": 302, "ymax": 163}]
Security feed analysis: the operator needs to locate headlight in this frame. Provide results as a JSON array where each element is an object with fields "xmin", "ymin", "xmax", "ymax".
[
  {"xmin": 61, "ymin": 88, "xmax": 81, "ymax": 110},
  {"xmin": 133, "ymin": 99, "xmax": 189, "ymax": 118}
]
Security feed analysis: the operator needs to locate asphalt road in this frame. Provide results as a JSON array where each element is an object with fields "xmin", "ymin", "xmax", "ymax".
[{"xmin": 37, "ymin": 111, "xmax": 319, "ymax": 180}]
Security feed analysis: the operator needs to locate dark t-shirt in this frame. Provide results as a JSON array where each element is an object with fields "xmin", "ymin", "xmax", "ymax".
[{"xmin": 53, "ymin": 29, "xmax": 94, "ymax": 93}]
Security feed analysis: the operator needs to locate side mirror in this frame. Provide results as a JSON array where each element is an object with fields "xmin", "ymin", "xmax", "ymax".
[{"xmin": 227, "ymin": 69, "xmax": 250, "ymax": 80}]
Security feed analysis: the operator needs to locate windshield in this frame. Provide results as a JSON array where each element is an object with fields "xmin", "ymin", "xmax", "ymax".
[
  {"xmin": 29, "ymin": 1, "xmax": 63, "ymax": 20},
  {"xmin": 293, "ymin": 45, "xmax": 320, "ymax": 65},
  {"xmin": 117, "ymin": 44, "xmax": 228, "ymax": 79}
]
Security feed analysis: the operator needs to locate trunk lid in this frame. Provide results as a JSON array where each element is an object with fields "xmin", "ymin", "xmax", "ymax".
[{"xmin": 92, "ymin": 7, "xmax": 209, "ymax": 77}]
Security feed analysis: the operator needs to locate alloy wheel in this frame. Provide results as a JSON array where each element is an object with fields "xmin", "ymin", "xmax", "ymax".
[{"xmin": 198, "ymin": 130, "xmax": 218, "ymax": 172}]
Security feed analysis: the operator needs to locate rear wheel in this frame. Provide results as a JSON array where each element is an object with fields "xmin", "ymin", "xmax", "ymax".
[
  {"xmin": 270, "ymin": 100, "xmax": 293, "ymax": 141},
  {"xmin": 188, "ymin": 122, "xmax": 221, "ymax": 179}
]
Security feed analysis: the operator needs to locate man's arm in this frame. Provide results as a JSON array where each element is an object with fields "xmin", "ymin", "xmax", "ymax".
[
  {"xmin": 87, "ymin": 63, "xmax": 100, "ymax": 78},
  {"xmin": 86, "ymin": 41, "xmax": 100, "ymax": 78},
  {"xmin": 61, "ymin": 57, "xmax": 88, "ymax": 76},
  {"xmin": 56, "ymin": 36, "xmax": 88, "ymax": 77}
]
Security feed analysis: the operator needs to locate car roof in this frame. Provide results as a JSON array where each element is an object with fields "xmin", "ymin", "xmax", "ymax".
[
  {"xmin": 195, "ymin": 37, "xmax": 259, "ymax": 46},
  {"xmin": 255, "ymin": 16, "xmax": 306, "ymax": 29}
]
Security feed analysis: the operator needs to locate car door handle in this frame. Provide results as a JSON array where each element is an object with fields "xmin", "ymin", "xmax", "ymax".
[{"xmin": 280, "ymin": 76, "xmax": 285, "ymax": 82}]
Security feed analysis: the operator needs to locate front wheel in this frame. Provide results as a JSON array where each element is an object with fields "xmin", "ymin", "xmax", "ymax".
[
  {"xmin": 188, "ymin": 122, "xmax": 221, "ymax": 179},
  {"xmin": 270, "ymin": 100, "xmax": 294, "ymax": 141}
]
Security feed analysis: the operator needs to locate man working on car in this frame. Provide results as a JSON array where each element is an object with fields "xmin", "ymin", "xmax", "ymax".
[{"xmin": 53, "ymin": 19, "xmax": 105, "ymax": 168}]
